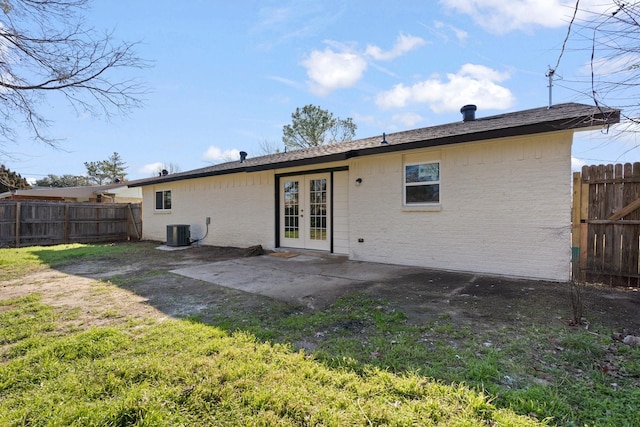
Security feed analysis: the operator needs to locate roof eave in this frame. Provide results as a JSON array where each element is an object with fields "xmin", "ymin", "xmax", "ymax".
[{"xmin": 129, "ymin": 106, "xmax": 620, "ymax": 187}]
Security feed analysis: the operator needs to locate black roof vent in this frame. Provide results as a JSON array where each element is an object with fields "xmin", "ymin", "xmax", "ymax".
[
  {"xmin": 239, "ymin": 151, "xmax": 248, "ymax": 163},
  {"xmin": 460, "ymin": 104, "xmax": 477, "ymax": 122}
]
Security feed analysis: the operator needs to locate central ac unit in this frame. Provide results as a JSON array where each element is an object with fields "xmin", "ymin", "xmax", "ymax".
[{"xmin": 166, "ymin": 224, "xmax": 190, "ymax": 247}]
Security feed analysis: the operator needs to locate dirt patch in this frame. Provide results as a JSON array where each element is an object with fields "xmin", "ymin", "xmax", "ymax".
[{"xmin": 2, "ymin": 242, "xmax": 640, "ymax": 336}]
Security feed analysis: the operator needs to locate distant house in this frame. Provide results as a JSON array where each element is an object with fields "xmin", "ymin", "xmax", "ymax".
[
  {"xmin": 0, "ymin": 183, "xmax": 142, "ymax": 203},
  {"xmin": 129, "ymin": 103, "xmax": 620, "ymax": 282}
]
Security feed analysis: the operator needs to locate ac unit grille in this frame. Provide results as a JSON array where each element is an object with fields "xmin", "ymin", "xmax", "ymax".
[{"xmin": 166, "ymin": 224, "xmax": 190, "ymax": 247}]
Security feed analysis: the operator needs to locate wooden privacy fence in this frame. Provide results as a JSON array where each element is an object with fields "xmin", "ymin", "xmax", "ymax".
[
  {"xmin": 0, "ymin": 201, "xmax": 142, "ymax": 248},
  {"xmin": 573, "ymin": 163, "xmax": 640, "ymax": 286}
]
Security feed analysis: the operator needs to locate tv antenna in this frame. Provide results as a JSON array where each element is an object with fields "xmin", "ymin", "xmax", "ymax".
[{"xmin": 546, "ymin": 67, "xmax": 555, "ymax": 108}]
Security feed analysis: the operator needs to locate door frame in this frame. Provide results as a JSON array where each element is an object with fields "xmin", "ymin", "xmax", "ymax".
[{"xmin": 275, "ymin": 166, "xmax": 348, "ymax": 252}]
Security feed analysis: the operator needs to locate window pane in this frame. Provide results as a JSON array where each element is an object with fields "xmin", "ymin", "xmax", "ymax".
[
  {"xmin": 309, "ymin": 178, "xmax": 327, "ymax": 241},
  {"xmin": 420, "ymin": 163, "xmax": 439, "ymax": 182},
  {"xmin": 405, "ymin": 165, "xmax": 420, "ymax": 183},
  {"xmin": 164, "ymin": 191, "xmax": 172, "ymax": 209},
  {"xmin": 155, "ymin": 192, "xmax": 163, "ymax": 209},
  {"xmin": 406, "ymin": 163, "xmax": 439, "ymax": 183},
  {"xmin": 406, "ymin": 184, "xmax": 439, "ymax": 203},
  {"xmin": 284, "ymin": 180, "xmax": 299, "ymax": 239}
]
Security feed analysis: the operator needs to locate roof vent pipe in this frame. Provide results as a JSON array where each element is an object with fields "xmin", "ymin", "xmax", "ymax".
[
  {"xmin": 239, "ymin": 151, "xmax": 247, "ymax": 163},
  {"xmin": 460, "ymin": 104, "xmax": 477, "ymax": 122}
]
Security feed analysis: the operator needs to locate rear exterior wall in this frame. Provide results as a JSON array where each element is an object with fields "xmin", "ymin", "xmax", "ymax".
[
  {"xmin": 347, "ymin": 132, "xmax": 573, "ymax": 282},
  {"xmin": 140, "ymin": 131, "xmax": 572, "ymax": 281},
  {"xmin": 141, "ymin": 171, "xmax": 275, "ymax": 248}
]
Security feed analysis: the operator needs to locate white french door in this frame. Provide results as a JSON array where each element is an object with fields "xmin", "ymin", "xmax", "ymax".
[{"xmin": 280, "ymin": 173, "xmax": 330, "ymax": 251}]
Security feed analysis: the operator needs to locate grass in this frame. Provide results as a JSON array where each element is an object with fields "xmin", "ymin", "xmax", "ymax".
[
  {"xmin": 0, "ymin": 294, "xmax": 540, "ymax": 426},
  {"xmin": 0, "ymin": 243, "xmax": 140, "ymax": 281},
  {"xmin": 2, "ymin": 242, "xmax": 640, "ymax": 426},
  {"xmin": 201, "ymin": 292, "xmax": 640, "ymax": 426}
]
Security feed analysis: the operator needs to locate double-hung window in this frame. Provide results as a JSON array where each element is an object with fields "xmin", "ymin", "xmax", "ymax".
[
  {"xmin": 155, "ymin": 190, "xmax": 172, "ymax": 210},
  {"xmin": 404, "ymin": 162, "xmax": 440, "ymax": 205}
]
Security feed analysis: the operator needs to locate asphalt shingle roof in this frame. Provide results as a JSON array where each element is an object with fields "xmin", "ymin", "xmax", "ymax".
[{"xmin": 129, "ymin": 102, "xmax": 620, "ymax": 187}]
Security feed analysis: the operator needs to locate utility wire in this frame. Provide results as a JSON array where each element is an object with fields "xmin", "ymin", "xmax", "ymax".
[{"xmin": 552, "ymin": 0, "xmax": 581, "ymax": 73}]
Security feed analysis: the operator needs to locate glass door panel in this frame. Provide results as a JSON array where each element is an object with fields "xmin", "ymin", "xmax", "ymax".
[
  {"xmin": 283, "ymin": 180, "xmax": 299, "ymax": 239},
  {"xmin": 308, "ymin": 178, "xmax": 327, "ymax": 242},
  {"xmin": 280, "ymin": 174, "xmax": 330, "ymax": 251}
]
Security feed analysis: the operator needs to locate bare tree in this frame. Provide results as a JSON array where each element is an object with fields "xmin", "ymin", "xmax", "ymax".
[
  {"xmin": 155, "ymin": 162, "xmax": 180, "ymax": 176},
  {"xmin": 0, "ymin": 0, "xmax": 148, "ymax": 148},
  {"xmin": 258, "ymin": 138, "xmax": 281, "ymax": 155},
  {"xmin": 558, "ymin": 1, "xmax": 640, "ymax": 134}
]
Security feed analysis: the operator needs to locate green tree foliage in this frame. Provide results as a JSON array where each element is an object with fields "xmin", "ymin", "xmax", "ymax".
[
  {"xmin": 35, "ymin": 174, "xmax": 91, "ymax": 187},
  {"xmin": 282, "ymin": 105, "xmax": 356, "ymax": 150},
  {"xmin": 0, "ymin": 164, "xmax": 30, "ymax": 192},
  {"xmin": 84, "ymin": 152, "xmax": 128, "ymax": 185}
]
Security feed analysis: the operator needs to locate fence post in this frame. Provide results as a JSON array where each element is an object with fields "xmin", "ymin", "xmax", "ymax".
[
  {"xmin": 579, "ymin": 170, "xmax": 589, "ymax": 281},
  {"xmin": 15, "ymin": 201, "xmax": 20, "ymax": 248},
  {"xmin": 572, "ymin": 172, "xmax": 581, "ymax": 281},
  {"xmin": 127, "ymin": 203, "xmax": 141, "ymax": 240},
  {"xmin": 64, "ymin": 204, "xmax": 69, "ymax": 244}
]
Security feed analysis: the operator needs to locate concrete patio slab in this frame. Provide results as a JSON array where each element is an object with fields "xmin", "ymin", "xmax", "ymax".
[{"xmin": 170, "ymin": 254, "xmax": 425, "ymax": 309}]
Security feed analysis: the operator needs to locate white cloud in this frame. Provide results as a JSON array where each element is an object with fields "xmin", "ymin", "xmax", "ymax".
[
  {"xmin": 392, "ymin": 112, "xmax": 424, "ymax": 127},
  {"xmin": 267, "ymin": 75, "xmax": 303, "ymax": 90},
  {"xmin": 203, "ymin": 146, "xmax": 241, "ymax": 163},
  {"xmin": 139, "ymin": 162, "xmax": 165, "ymax": 176},
  {"xmin": 375, "ymin": 63, "xmax": 514, "ymax": 113},
  {"xmin": 580, "ymin": 53, "xmax": 640, "ymax": 77},
  {"xmin": 302, "ymin": 47, "xmax": 367, "ymax": 96},
  {"xmin": 365, "ymin": 34, "xmax": 427, "ymax": 61},
  {"xmin": 439, "ymin": 0, "xmax": 609, "ymax": 34},
  {"xmin": 433, "ymin": 21, "xmax": 469, "ymax": 44},
  {"xmin": 301, "ymin": 33, "xmax": 427, "ymax": 95},
  {"xmin": 571, "ymin": 157, "xmax": 586, "ymax": 171},
  {"xmin": 251, "ymin": 4, "xmax": 347, "ymax": 50}
]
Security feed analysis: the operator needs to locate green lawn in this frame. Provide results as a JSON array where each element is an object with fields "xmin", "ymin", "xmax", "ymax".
[
  {"xmin": 2, "ymin": 243, "xmax": 639, "ymax": 426},
  {"xmin": 0, "ymin": 293, "xmax": 542, "ymax": 426}
]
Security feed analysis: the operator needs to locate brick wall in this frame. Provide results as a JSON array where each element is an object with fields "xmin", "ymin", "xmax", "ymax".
[
  {"xmin": 348, "ymin": 132, "xmax": 573, "ymax": 281},
  {"xmin": 141, "ymin": 171, "xmax": 275, "ymax": 248}
]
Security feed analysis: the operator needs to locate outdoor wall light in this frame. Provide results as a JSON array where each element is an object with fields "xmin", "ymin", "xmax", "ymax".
[{"xmin": 355, "ymin": 178, "xmax": 362, "ymax": 185}]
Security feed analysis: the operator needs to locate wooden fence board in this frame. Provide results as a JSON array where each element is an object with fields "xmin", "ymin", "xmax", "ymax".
[
  {"xmin": 576, "ymin": 162, "xmax": 640, "ymax": 286},
  {"xmin": 0, "ymin": 201, "xmax": 142, "ymax": 248}
]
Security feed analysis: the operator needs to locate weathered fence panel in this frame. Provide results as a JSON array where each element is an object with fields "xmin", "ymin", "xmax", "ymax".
[
  {"xmin": 0, "ymin": 201, "xmax": 142, "ymax": 248},
  {"xmin": 573, "ymin": 163, "xmax": 640, "ymax": 286}
]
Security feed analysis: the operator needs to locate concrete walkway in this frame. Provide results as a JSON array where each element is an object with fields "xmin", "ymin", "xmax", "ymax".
[{"xmin": 170, "ymin": 253, "xmax": 425, "ymax": 309}]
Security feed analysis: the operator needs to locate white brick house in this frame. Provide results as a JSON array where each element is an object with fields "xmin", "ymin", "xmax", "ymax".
[{"xmin": 129, "ymin": 103, "xmax": 619, "ymax": 282}]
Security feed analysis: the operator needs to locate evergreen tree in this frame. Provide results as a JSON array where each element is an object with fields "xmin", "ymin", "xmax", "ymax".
[
  {"xmin": 282, "ymin": 105, "xmax": 356, "ymax": 150},
  {"xmin": 35, "ymin": 174, "xmax": 91, "ymax": 187},
  {"xmin": 0, "ymin": 165, "xmax": 31, "ymax": 193},
  {"xmin": 85, "ymin": 152, "xmax": 128, "ymax": 185}
]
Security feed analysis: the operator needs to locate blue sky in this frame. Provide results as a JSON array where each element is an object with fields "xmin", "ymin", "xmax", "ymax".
[{"xmin": 3, "ymin": 0, "xmax": 637, "ymax": 182}]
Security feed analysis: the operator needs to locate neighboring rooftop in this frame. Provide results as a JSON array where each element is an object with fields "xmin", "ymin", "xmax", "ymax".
[
  {"xmin": 129, "ymin": 102, "xmax": 620, "ymax": 187},
  {"xmin": 0, "ymin": 182, "xmax": 144, "ymax": 201}
]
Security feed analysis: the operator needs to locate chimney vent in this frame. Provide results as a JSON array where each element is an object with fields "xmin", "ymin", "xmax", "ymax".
[
  {"xmin": 239, "ymin": 151, "xmax": 248, "ymax": 163},
  {"xmin": 460, "ymin": 104, "xmax": 477, "ymax": 122}
]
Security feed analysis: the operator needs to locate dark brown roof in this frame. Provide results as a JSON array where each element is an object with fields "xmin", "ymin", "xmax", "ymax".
[{"xmin": 129, "ymin": 102, "xmax": 620, "ymax": 187}]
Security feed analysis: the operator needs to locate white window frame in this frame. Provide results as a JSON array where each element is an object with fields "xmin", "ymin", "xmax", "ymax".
[
  {"xmin": 403, "ymin": 161, "xmax": 441, "ymax": 206},
  {"xmin": 155, "ymin": 190, "xmax": 172, "ymax": 211}
]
